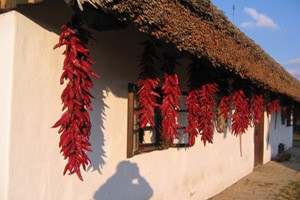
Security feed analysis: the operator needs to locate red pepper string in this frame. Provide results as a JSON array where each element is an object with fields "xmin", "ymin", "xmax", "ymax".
[
  {"xmin": 185, "ymin": 89, "xmax": 201, "ymax": 146},
  {"xmin": 198, "ymin": 83, "xmax": 219, "ymax": 145},
  {"xmin": 251, "ymin": 94, "xmax": 265, "ymax": 124},
  {"xmin": 185, "ymin": 84, "xmax": 219, "ymax": 146},
  {"xmin": 52, "ymin": 18, "xmax": 99, "ymax": 181},
  {"xmin": 136, "ymin": 41, "xmax": 160, "ymax": 129},
  {"xmin": 218, "ymin": 95, "xmax": 231, "ymax": 121},
  {"xmin": 267, "ymin": 99, "xmax": 280, "ymax": 117},
  {"xmin": 231, "ymin": 90, "xmax": 251, "ymax": 136},
  {"xmin": 185, "ymin": 58, "xmax": 219, "ymax": 146},
  {"xmin": 161, "ymin": 57, "xmax": 182, "ymax": 142},
  {"xmin": 184, "ymin": 60, "xmax": 202, "ymax": 146}
]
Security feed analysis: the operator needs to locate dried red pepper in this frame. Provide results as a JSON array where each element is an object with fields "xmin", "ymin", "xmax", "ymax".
[
  {"xmin": 185, "ymin": 90, "xmax": 201, "ymax": 146},
  {"xmin": 136, "ymin": 41, "xmax": 160, "ymax": 128},
  {"xmin": 184, "ymin": 58, "xmax": 218, "ymax": 146},
  {"xmin": 198, "ymin": 83, "xmax": 219, "ymax": 145},
  {"xmin": 218, "ymin": 95, "xmax": 231, "ymax": 121},
  {"xmin": 185, "ymin": 85, "xmax": 219, "ymax": 146},
  {"xmin": 251, "ymin": 94, "xmax": 265, "ymax": 124},
  {"xmin": 160, "ymin": 56, "xmax": 181, "ymax": 142},
  {"xmin": 231, "ymin": 90, "xmax": 251, "ymax": 136},
  {"xmin": 52, "ymin": 16, "xmax": 99, "ymax": 181},
  {"xmin": 267, "ymin": 99, "xmax": 280, "ymax": 117}
]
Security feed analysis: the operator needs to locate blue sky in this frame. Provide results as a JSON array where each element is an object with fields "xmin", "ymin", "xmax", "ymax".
[{"xmin": 211, "ymin": 0, "xmax": 300, "ymax": 80}]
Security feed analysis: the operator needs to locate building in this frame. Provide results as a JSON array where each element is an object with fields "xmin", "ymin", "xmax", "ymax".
[{"xmin": 0, "ymin": 0, "xmax": 299, "ymax": 199}]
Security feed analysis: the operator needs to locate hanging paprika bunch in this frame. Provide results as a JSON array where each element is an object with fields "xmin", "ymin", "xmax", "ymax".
[
  {"xmin": 136, "ymin": 41, "xmax": 160, "ymax": 128},
  {"xmin": 267, "ymin": 99, "xmax": 280, "ymax": 117},
  {"xmin": 231, "ymin": 90, "xmax": 251, "ymax": 136},
  {"xmin": 185, "ymin": 60, "xmax": 202, "ymax": 146},
  {"xmin": 251, "ymin": 94, "xmax": 265, "ymax": 124},
  {"xmin": 185, "ymin": 89, "xmax": 201, "ymax": 146},
  {"xmin": 218, "ymin": 95, "xmax": 231, "ymax": 121},
  {"xmin": 52, "ymin": 16, "xmax": 99, "ymax": 181},
  {"xmin": 184, "ymin": 57, "xmax": 219, "ymax": 146},
  {"xmin": 215, "ymin": 73, "xmax": 231, "ymax": 132},
  {"xmin": 198, "ymin": 83, "xmax": 219, "ymax": 145},
  {"xmin": 160, "ymin": 55, "xmax": 182, "ymax": 142}
]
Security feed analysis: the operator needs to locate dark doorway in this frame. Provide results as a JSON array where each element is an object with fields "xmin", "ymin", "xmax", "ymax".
[{"xmin": 254, "ymin": 116, "xmax": 264, "ymax": 167}]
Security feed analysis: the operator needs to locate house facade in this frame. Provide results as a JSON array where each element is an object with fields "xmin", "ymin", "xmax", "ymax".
[{"xmin": 0, "ymin": 0, "xmax": 297, "ymax": 199}]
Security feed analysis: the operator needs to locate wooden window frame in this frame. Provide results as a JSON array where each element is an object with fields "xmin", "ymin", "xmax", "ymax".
[{"xmin": 127, "ymin": 83, "xmax": 189, "ymax": 158}]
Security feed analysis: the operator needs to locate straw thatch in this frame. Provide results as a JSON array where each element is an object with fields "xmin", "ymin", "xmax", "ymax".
[
  {"xmin": 98, "ymin": 0, "xmax": 300, "ymax": 101},
  {"xmin": 3, "ymin": 0, "xmax": 300, "ymax": 101}
]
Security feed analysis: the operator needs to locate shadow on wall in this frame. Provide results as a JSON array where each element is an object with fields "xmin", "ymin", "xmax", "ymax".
[
  {"xmin": 17, "ymin": 0, "xmax": 71, "ymax": 35},
  {"xmin": 266, "ymin": 111, "xmax": 293, "ymax": 159},
  {"xmin": 87, "ymin": 83, "xmax": 108, "ymax": 173},
  {"xmin": 16, "ymin": 0, "xmax": 110, "ymax": 174},
  {"xmin": 94, "ymin": 161, "xmax": 153, "ymax": 200}
]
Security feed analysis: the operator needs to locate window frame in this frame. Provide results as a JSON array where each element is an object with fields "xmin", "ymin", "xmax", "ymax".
[{"xmin": 127, "ymin": 83, "xmax": 189, "ymax": 158}]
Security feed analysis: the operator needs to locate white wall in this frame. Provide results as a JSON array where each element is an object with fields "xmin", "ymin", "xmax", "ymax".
[
  {"xmin": 0, "ymin": 1, "xmax": 292, "ymax": 199},
  {"xmin": 0, "ymin": 11, "xmax": 15, "ymax": 200},
  {"xmin": 263, "ymin": 111, "xmax": 293, "ymax": 163},
  {"xmin": 6, "ymin": 10, "xmax": 67, "ymax": 200}
]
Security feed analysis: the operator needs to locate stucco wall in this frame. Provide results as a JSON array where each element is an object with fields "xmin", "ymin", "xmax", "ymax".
[
  {"xmin": 263, "ymin": 111, "xmax": 293, "ymax": 164},
  {"xmin": 0, "ymin": 1, "xmax": 293, "ymax": 199},
  {"xmin": 0, "ymin": 11, "xmax": 15, "ymax": 200}
]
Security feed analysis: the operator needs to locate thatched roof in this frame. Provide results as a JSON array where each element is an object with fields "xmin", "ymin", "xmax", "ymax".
[
  {"xmin": 3, "ymin": 0, "xmax": 300, "ymax": 101},
  {"xmin": 99, "ymin": 0, "xmax": 300, "ymax": 101}
]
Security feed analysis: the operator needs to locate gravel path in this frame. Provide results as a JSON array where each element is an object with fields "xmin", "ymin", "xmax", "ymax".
[{"xmin": 210, "ymin": 147, "xmax": 300, "ymax": 200}]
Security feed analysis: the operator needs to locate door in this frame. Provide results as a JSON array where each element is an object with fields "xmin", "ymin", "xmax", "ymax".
[{"xmin": 254, "ymin": 116, "xmax": 264, "ymax": 167}]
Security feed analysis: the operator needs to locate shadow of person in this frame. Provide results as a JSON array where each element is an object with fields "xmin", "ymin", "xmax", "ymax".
[{"xmin": 94, "ymin": 161, "xmax": 153, "ymax": 200}]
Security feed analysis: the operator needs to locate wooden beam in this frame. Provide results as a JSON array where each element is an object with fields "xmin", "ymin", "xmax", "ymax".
[{"xmin": 127, "ymin": 83, "xmax": 135, "ymax": 158}]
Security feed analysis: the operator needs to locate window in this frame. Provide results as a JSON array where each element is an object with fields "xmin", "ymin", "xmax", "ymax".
[{"xmin": 127, "ymin": 83, "xmax": 189, "ymax": 158}]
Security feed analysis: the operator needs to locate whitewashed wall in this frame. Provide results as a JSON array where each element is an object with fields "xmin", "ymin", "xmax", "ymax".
[
  {"xmin": 0, "ymin": 1, "xmax": 292, "ymax": 199},
  {"xmin": 263, "ymin": 111, "xmax": 293, "ymax": 164},
  {"xmin": 0, "ymin": 11, "xmax": 15, "ymax": 200}
]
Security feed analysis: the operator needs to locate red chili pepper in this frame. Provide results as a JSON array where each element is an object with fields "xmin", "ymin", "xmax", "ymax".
[
  {"xmin": 161, "ymin": 64, "xmax": 182, "ymax": 142},
  {"xmin": 136, "ymin": 41, "xmax": 160, "ymax": 129},
  {"xmin": 185, "ymin": 89, "xmax": 200, "ymax": 146},
  {"xmin": 231, "ymin": 90, "xmax": 251, "ymax": 136},
  {"xmin": 217, "ymin": 95, "xmax": 231, "ymax": 121},
  {"xmin": 197, "ymin": 83, "xmax": 219, "ymax": 145},
  {"xmin": 267, "ymin": 99, "xmax": 280, "ymax": 117},
  {"xmin": 185, "ymin": 83, "xmax": 218, "ymax": 146},
  {"xmin": 251, "ymin": 94, "xmax": 265, "ymax": 124},
  {"xmin": 52, "ymin": 17, "xmax": 99, "ymax": 181},
  {"xmin": 184, "ymin": 59, "xmax": 219, "ymax": 146}
]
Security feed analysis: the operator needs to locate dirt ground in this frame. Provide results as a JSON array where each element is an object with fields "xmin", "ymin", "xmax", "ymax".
[{"xmin": 210, "ymin": 147, "xmax": 300, "ymax": 200}]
